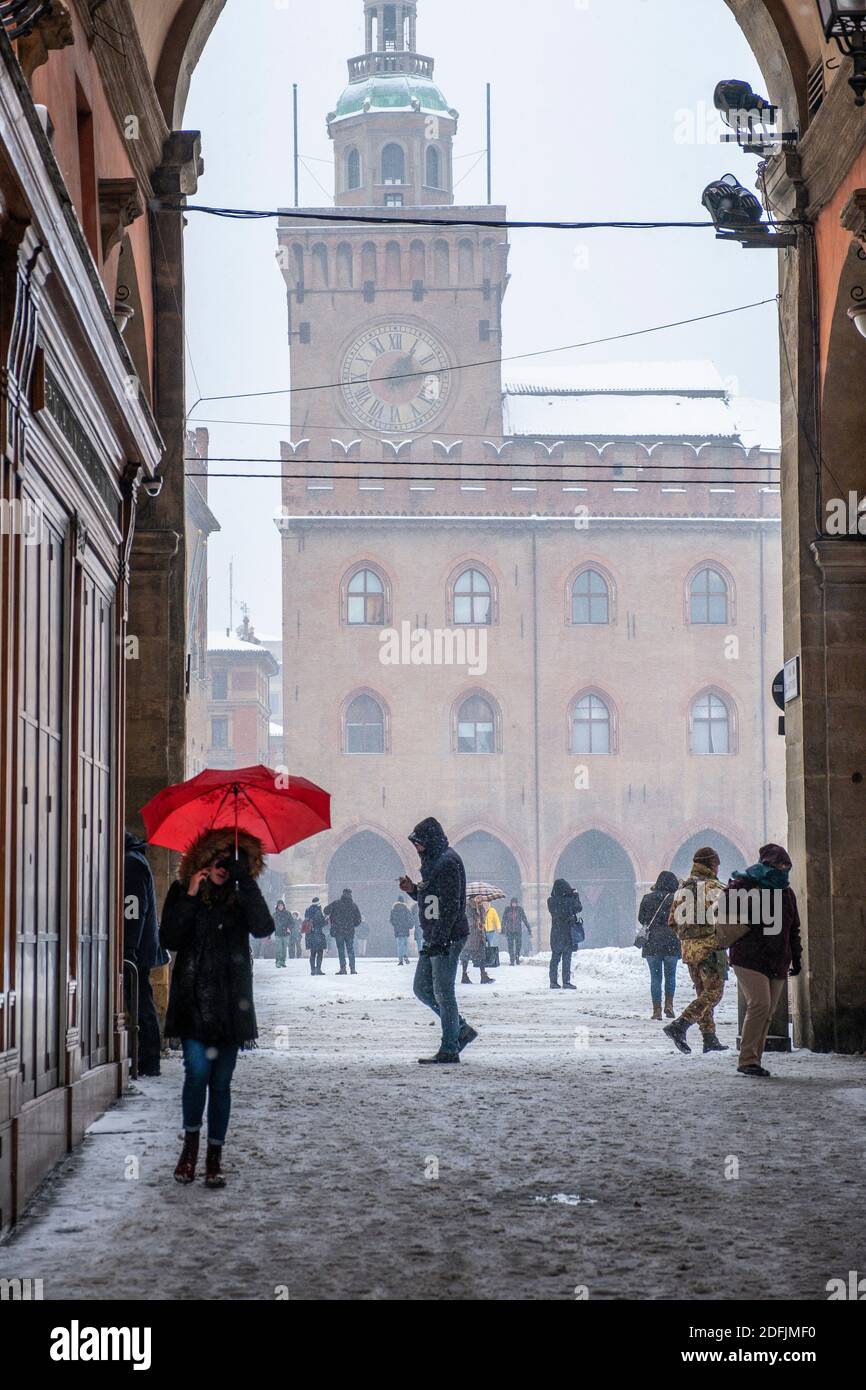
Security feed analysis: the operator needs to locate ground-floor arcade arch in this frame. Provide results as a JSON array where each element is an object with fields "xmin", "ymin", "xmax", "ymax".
[
  {"xmin": 553, "ymin": 831, "xmax": 637, "ymax": 949},
  {"xmin": 326, "ymin": 830, "xmax": 408, "ymax": 956},
  {"xmin": 671, "ymin": 830, "xmax": 748, "ymax": 887}
]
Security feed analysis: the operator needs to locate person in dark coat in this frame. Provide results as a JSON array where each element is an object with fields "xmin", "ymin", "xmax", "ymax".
[
  {"xmin": 638, "ymin": 871, "xmax": 681, "ymax": 1020},
  {"xmin": 725, "ymin": 843, "xmax": 802, "ymax": 1077},
  {"xmin": 325, "ymin": 888, "xmax": 362, "ymax": 975},
  {"xmin": 123, "ymin": 831, "xmax": 167, "ymax": 1077},
  {"xmin": 305, "ymin": 898, "xmax": 328, "ymax": 975},
  {"xmin": 502, "ymin": 898, "xmax": 530, "ymax": 965},
  {"xmin": 273, "ymin": 900, "xmax": 291, "ymax": 968},
  {"xmin": 288, "ymin": 911, "xmax": 303, "ymax": 959},
  {"xmin": 390, "ymin": 897, "xmax": 413, "ymax": 964},
  {"xmin": 400, "ymin": 817, "xmax": 477, "ymax": 1064},
  {"xmin": 461, "ymin": 895, "xmax": 495, "ymax": 984},
  {"xmin": 160, "ymin": 829, "xmax": 274, "ymax": 1188},
  {"xmin": 548, "ymin": 878, "xmax": 582, "ymax": 990}
]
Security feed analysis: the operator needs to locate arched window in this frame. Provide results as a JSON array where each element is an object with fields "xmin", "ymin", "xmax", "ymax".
[
  {"xmin": 457, "ymin": 695, "xmax": 496, "ymax": 755},
  {"xmin": 346, "ymin": 569, "xmax": 386, "ymax": 626},
  {"xmin": 458, "ymin": 238, "xmax": 475, "ymax": 285},
  {"xmin": 385, "ymin": 240, "xmax": 401, "ymax": 287},
  {"xmin": 426, "ymin": 145, "xmax": 441, "ymax": 189},
  {"xmin": 345, "ymin": 694, "xmax": 387, "ymax": 755},
  {"xmin": 691, "ymin": 693, "xmax": 732, "ymax": 755},
  {"xmin": 571, "ymin": 568, "xmax": 610, "ymax": 625},
  {"xmin": 382, "ymin": 143, "xmax": 405, "ymax": 185},
  {"xmin": 453, "ymin": 568, "xmax": 492, "ymax": 625},
  {"xmin": 346, "ymin": 148, "xmax": 361, "ymax": 191},
  {"xmin": 689, "ymin": 566, "xmax": 729, "ymax": 625},
  {"xmin": 291, "ymin": 243, "xmax": 304, "ymax": 288},
  {"xmin": 410, "ymin": 239, "xmax": 426, "ymax": 281},
  {"xmin": 336, "ymin": 242, "xmax": 354, "ymax": 289},
  {"xmin": 361, "ymin": 241, "xmax": 377, "ymax": 282},
  {"xmin": 571, "ymin": 693, "xmax": 613, "ymax": 755},
  {"xmin": 433, "ymin": 239, "xmax": 450, "ymax": 285},
  {"xmin": 311, "ymin": 242, "xmax": 329, "ymax": 288}
]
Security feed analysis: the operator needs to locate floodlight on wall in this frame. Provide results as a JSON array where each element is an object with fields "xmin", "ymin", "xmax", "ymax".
[
  {"xmin": 714, "ymin": 79, "xmax": 798, "ymax": 156},
  {"xmin": 701, "ymin": 173, "xmax": 797, "ymax": 248},
  {"xmin": 816, "ymin": 0, "xmax": 866, "ymax": 106}
]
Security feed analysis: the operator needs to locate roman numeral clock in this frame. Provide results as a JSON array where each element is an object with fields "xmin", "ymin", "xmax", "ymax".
[{"xmin": 341, "ymin": 322, "xmax": 451, "ymax": 432}]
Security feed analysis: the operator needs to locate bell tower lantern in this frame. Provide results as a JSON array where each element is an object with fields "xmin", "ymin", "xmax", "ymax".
[{"xmin": 328, "ymin": 0, "xmax": 458, "ymax": 208}]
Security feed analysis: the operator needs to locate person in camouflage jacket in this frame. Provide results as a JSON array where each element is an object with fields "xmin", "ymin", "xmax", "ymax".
[{"xmin": 662, "ymin": 847, "xmax": 729, "ymax": 1056}]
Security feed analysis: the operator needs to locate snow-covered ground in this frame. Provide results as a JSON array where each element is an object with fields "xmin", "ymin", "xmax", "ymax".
[{"xmin": 2, "ymin": 949, "xmax": 865, "ymax": 1301}]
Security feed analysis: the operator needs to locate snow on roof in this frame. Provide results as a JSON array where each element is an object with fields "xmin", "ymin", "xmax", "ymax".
[
  {"xmin": 731, "ymin": 396, "xmax": 781, "ymax": 452},
  {"xmin": 501, "ymin": 362, "xmax": 780, "ymax": 446},
  {"xmin": 504, "ymin": 361, "xmax": 728, "ymax": 396},
  {"xmin": 207, "ymin": 632, "xmax": 273, "ymax": 655}
]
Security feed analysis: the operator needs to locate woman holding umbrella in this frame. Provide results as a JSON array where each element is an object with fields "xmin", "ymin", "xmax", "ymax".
[
  {"xmin": 460, "ymin": 882, "xmax": 503, "ymax": 985},
  {"xmin": 160, "ymin": 829, "xmax": 274, "ymax": 1187},
  {"xmin": 141, "ymin": 765, "xmax": 331, "ymax": 1189}
]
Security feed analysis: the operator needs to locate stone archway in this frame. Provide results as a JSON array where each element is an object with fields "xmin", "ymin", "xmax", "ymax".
[
  {"xmin": 326, "ymin": 830, "xmax": 407, "ymax": 956},
  {"xmin": 453, "ymin": 831, "xmax": 523, "ymax": 906},
  {"xmin": 671, "ymin": 830, "xmax": 747, "ymax": 887},
  {"xmin": 554, "ymin": 831, "xmax": 636, "ymax": 949}
]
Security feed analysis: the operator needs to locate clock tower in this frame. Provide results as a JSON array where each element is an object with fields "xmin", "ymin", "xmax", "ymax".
[{"xmin": 277, "ymin": 0, "xmax": 509, "ymax": 460}]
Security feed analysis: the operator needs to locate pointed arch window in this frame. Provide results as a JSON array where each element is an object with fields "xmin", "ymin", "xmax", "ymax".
[
  {"xmin": 691, "ymin": 692, "xmax": 734, "ymax": 755},
  {"xmin": 453, "ymin": 567, "xmax": 493, "ymax": 626},
  {"xmin": 571, "ymin": 568, "xmax": 611, "ymax": 625},
  {"xmin": 382, "ymin": 143, "xmax": 405, "ymax": 185},
  {"xmin": 345, "ymin": 693, "xmax": 388, "ymax": 755},
  {"xmin": 689, "ymin": 566, "xmax": 730, "ymax": 625},
  {"xmin": 457, "ymin": 694, "xmax": 497, "ymax": 755},
  {"xmin": 345, "ymin": 567, "xmax": 387, "ymax": 626},
  {"xmin": 346, "ymin": 148, "xmax": 362, "ymax": 191},
  {"xmin": 570, "ymin": 692, "xmax": 615, "ymax": 755}
]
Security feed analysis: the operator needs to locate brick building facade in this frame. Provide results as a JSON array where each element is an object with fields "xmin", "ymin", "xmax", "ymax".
[{"xmin": 274, "ymin": 0, "xmax": 786, "ymax": 946}]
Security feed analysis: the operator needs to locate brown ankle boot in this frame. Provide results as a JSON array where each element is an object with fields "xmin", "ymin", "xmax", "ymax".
[
  {"xmin": 651, "ymin": 1004, "xmax": 662, "ymax": 1021},
  {"xmin": 664, "ymin": 995, "xmax": 675, "ymax": 1018},
  {"xmin": 205, "ymin": 1143, "xmax": 226, "ymax": 1189},
  {"xmin": 174, "ymin": 1131, "xmax": 199, "ymax": 1184}
]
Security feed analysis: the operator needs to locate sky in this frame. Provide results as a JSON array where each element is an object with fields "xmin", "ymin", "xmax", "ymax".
[{"xmin": 183, "ymin": 0, "xmax": 780, "ymax": 638}]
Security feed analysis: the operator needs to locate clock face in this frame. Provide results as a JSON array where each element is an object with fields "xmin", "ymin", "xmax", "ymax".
[{"xmin": 340, "ymin": 322, "xmax": 451, "ymax": 432}]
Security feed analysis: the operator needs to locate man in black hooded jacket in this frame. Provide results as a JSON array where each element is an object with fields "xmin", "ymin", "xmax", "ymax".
[
  {"xmin": 124, "ymin": 831, "xmax": 167, "ymax": 1076},
  {"xmin": 400, "ymin": 817, "xmax": 477, "ymax": 1064}
]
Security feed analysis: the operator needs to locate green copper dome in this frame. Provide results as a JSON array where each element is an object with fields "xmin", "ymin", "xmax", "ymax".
[{"xmin": 331, "ymin": 74, "xmax": 454, "ymax": 122}]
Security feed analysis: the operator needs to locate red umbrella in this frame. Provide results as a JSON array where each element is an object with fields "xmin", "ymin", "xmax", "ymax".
[{"xmin": 140, "ymin": 765, "xmax": 331, "ymax": 856}]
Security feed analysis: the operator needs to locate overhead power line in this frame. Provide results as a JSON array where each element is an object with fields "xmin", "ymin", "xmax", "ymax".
[
  {"xmin": 167, "ymin": 202, "xmax": 804, "ymax": 233},
  {"xmin": 187, "ymin": 470, "xmax": 779, "ymax": 488},
  {"xmin": 186, "ymin": 297, "xmax": 778, "ymax": 412}
]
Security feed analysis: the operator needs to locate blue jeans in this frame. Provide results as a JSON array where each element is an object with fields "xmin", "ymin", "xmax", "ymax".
[
  {"xmin": 396, "ymin": 936, "xmax": 410, "ymax": 961},
  {"xmin": 646, "ymin": 954, "xmax": 679, "ymax": 1007},
  {"xmin": 336, "ymin": 938, "xmax": 356, "ymax": 972},
  {"xmin": 181, "ymin": 1039, "xmax": 239, "ymax": 1146},
  {"xmin": 413, "ymin": 940, "xmax": 467, "ymax": 1053}
]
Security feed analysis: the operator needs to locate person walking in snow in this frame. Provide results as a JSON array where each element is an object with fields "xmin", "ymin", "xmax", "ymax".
[
  {"xmin": 460, "ymin": 894, "xmax": 496, "ymax": 985},
  {"xmin": 273, "ymin": 899, "xmax": 291, "ymax": 968},
  {"xmin": 724, "ymin": 843, "xmax": 802, "ymax": 1077},
  {"xmin": 325, "ymin": 887, "xmax": 362, "ymax": 975},
  {"xmin": 637, "ymin": 871, "xmax": 681, "ymax": 1020},
  {"xmin": 288, "ymin": 911, "xmax": 303, "ymax": 959},
  {"xmin": 355, "ymin": 916, "xmax": 370, "ymax": 957},
  {"xmin": 304, "ymin": 897, "xmax": 328, "ymax": 976},
  {"xmin": 123, "ymin": 830, "xmax": 167, "ymax": 1077},
  {"xmin": 502, "ymin": 897, "xmax": 530, "ymax": 965},
  {"xmin": 400, "ymin": 817, "xmax": 477, "ymax": 1064},
  {"xmin": 663, "ymin": 847, "xmax": 728, "ymax": 1056},
  {"xmin": 391, "ymin": 896, "xmax": 413, "ymax": 964},
  {"xmin": 160, "ymin": 830, "xmax": 274, "ymax": 1188},
  {"xmin": 548, "ymin": 879, "xmax": 582, "ymax": 990}
]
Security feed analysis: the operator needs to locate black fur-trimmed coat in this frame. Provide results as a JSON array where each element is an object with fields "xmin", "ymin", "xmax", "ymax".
[{"xmin": 160, "ymin": 878, "xmax": 274, "ymax": 1046}]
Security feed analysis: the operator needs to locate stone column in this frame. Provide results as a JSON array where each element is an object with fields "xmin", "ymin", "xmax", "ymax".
[{"xmin": 125, "ymin": 133, "xmax": 202, "ymax": 909}]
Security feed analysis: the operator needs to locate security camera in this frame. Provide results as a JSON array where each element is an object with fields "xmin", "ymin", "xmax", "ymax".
[{"xmin": 142, "ymin": 477, "xmax": 164, "ymax": 500}]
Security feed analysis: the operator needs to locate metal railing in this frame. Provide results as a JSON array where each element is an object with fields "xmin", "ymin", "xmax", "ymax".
[{"xmin": 348, "ymin": 51, "xmax": 435, "ymax": 80}]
